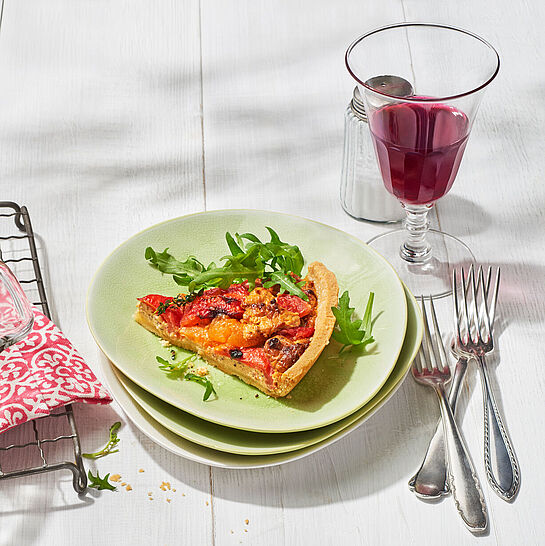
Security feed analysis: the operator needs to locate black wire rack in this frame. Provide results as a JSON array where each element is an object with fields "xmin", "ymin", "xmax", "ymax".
[{"xmin": 0, "ymin": 201, "xmax": 87, "ymax": 493}]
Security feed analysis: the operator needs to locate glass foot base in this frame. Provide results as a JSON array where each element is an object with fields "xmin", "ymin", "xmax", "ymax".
[{"xmin": 367, "ymin": 228, "xmax": 475, "ymax": 299}]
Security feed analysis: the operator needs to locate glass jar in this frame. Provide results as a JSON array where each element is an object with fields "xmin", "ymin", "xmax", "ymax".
[{"xmin": 340, "ymin": 87, "xmax": 404, "ymax": 223}]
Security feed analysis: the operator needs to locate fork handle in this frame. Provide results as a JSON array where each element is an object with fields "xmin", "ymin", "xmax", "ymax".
[
  {"xmin": 478, "ymin": 355, "xmax": 520, "ymax": 500},
  {"xmin": 436, "ymin": 385, "xmax": 488, "ymax": 532},
  {"xmin": 408, "ymin": 356, "xmax": 468, "ymax": 497}
]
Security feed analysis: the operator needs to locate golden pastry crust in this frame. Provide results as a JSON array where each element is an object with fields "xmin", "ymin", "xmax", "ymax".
[{"xmin": 134, "ymin": 261, "xmax": 338, "ymax": 397}]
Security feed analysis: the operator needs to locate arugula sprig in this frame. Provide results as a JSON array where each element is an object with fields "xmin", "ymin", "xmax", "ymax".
[
  {"xmin": 82, "ymin": 422, "xmax": 121, "ymax": 459},
  {"xmin": 331, "ymin": 291, "xmax": 375, "ymax": 352},
  {"xmin": 145, "ymin": 227, "xmax": 308, "ymax": 300},
  {"xmin": 185, "ymin": 373, "xmax": 216, "ymax": 401},
  {"xmin": 156, "ymin": 354, "xmax": 197, "ymax": 380},
  {"xmin": 87, "ymin": 470, "xmax": 116, "ymax": 491}
]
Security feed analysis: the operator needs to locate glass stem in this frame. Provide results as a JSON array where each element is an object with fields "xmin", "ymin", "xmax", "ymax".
[{"xmin": 400, "ymin": 203, "xmax": 433, "ymax": 263}]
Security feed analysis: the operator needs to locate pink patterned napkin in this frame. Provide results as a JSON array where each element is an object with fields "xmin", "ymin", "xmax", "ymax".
[{"xmin": 0, "ymin": 308, "xmax": 112, "ymax": 434}]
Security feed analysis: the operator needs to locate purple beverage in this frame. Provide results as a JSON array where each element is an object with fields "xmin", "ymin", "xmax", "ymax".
[{"xmin": 369, "ymin": 102, "xmax": 470, "ymax": 205}]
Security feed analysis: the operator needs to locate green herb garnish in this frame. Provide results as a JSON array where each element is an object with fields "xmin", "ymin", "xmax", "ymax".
[
  {"xmin": 145, "ymin": 227, "xmax": 307, "ymax": 300},
  {"xmin": 184, "ymin": 373, "xmax": 216, "ymax": 401},
  {"xmin": 82, "ymin": 422, "xmax": 121, "ymax": 459},
  {"xmin": 87, "ymin": 470, "xmax": 116, "ymax": 491},
  {"xmin": 331, "ymin": 291, "xmax": 375, "ymax": 352},
  {"xmin": 156, "ymin": 354, "xmax": 197, "ymax": 380}
]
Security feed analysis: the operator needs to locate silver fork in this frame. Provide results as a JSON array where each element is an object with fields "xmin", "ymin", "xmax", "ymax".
[
  {"xmin": 454, "ymin": 266, "xmax": 520, "ymax": 501},
  {"xmin": 409, "ymin": 266, "xmax": 496, "ymax": 498},
  {"xmin": 412, "ymin": 296, "xmax": 487, "ymax": 532}
]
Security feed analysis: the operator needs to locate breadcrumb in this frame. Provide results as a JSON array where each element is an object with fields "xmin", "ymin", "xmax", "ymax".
[
  {"xmin": 245, "ymin": 519, "xmax": 249, "ymax": 525},
  {"xmin": 196, "ymin": 366, "xmax": 208, "ymax": 376},
  {"xmin": 110, "ymin": 474, "xmax": 121, "ymax": 482},
  {"xmin": 166, "ymin": 498, "xmax": 171, "ymax": 503},
  {"xmin": 121, "ymin": 482, "xmax": 126, "ymax": 487},
  {"xmin": 172, "ymin": 488, "xmax": 176, "ymax": 492},
  {"xmin": 126, "ymin": 485, "xmax": 132, "ymax": 491},
  {"xmin": 148, "ymin": 492, "xmax": 153, "ymax": 496},
  {"xmin": 138, "ymin": 468, "xmax": 145, "ymax": 473},
  {"xmin": 160, "ymin": 340, "xmax": 172, "ymax": 347},
  {"xmin": 206, "ymin": 501, "xmax": 209, "ymax": 506}
]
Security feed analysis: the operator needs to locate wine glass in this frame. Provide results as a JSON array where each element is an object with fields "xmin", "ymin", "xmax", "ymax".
[{"xmin": 345, "ymin": 23, "xmax": 500, "ymax": 297}]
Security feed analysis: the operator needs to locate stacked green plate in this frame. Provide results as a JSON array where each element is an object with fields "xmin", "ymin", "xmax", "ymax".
[{"xmin": 87, "ymin": 211, "xmax": 422, "ymax": 468}]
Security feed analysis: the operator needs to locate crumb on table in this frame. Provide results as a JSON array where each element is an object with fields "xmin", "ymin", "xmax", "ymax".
[
  {"xmin": 160, "ymin": 340, "xmax": 172, "ymax": 347},
  {"xmin": 126, "ymin": 485, "xmax": 132, "ymax": 491},
  {"xmin": 245, "ymin": 519, "xmax": 249, "ymax": 525},
  {"xmin": 110, "ymin": 474, "xmax": 121, "ymax": 482},
  {"xmin": 196, "ymin": 366, "xmax": 209, "ymax": 376},
  {"xmin": 138, "ymin": 468, "xmax": 145, "ymax": 473}
]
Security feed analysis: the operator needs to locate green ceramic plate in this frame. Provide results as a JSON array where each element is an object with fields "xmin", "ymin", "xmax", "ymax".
[
  {"xmin": 87, "ymin": 210, "xmax": 407, "ymax": 433},
  {"xmin": 112, "ymin": 284, "xmax": 421, "ymax": 455}
]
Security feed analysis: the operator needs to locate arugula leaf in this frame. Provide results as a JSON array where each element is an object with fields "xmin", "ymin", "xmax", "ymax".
[
  {"xmin": 82, "ymin": 422, "xmax": 121, "ymax": 459},
  {"xmin": 263, "ymin": 271, "xmax": 308, "ymax": 301},
  {"xmin": 145, "ymin": 247, "xmax": 208, "ymax": 285},
  {"xmin": 87, "ymin": 470, "xmax": 116, "ymax": 491},
  {"xmin": 145, "ymin": 228, "xmax": 307, "ymax": 299},
  {"xmin": 331, "ymin": 291, "xmax": 375, "ymax": 351},
  {"xmin": 156, "ymin": 354, "xmax": 196, "ymax": 380},
  {"xmin": 185, "ymin": 373, "xmax": 216, "ymax": 401}
]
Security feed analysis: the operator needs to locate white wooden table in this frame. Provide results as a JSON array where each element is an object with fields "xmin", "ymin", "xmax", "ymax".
[{"xmin": 1, "ymin": 1, "xmax": 544, "ymax": 544}]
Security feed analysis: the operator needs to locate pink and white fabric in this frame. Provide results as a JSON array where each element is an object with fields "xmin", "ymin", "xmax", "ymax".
[{"xmin": 0, "ymin": 305, "xmax": 112, "ymax": 434}]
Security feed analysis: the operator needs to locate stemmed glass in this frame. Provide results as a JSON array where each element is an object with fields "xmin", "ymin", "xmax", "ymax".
[{"xmin": 345, "ymin": 23, "xmax": 500, "ymax": 297}]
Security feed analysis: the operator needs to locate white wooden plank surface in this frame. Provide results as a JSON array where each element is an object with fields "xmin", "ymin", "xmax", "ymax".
[{"xmin": 0, "ymin": 0, "xmax": 544, "ymax": 545}]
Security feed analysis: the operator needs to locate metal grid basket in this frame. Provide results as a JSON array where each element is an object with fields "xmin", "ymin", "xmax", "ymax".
[{"xmin": 0, "ymin": 201, "xmax": 86, "ymax": 493}]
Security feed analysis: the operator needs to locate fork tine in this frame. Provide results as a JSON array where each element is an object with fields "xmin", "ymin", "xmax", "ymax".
[
  {"xmin": 420, "ymin": 296, "xmax": 434, "ymax": 371},
  {"xmin": 489, "ymin": 267, "xmax": 500, "ymax": 328},
  {"xmin": 429, "ymin": 295, "xmax": 449, "ymax": 372},
  {"xmin": 470, "ymin": 265, "xmax": 482, "ymax": 344},
  {"xmin": 453, "ymin": 269, "xmax": 463, "ymax": 344},
  {"xmin": 460, "ymin": 267, "xmax": 472, "ymax": 344},
  {"xmin": 479, "ymin": 266, "xmax": 492, "ymax": 342}
]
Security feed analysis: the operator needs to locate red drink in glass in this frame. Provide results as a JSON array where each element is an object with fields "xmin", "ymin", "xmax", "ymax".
[{"xmin": 369, "ymin": 102, "xmax": 470, "ymax": 205}]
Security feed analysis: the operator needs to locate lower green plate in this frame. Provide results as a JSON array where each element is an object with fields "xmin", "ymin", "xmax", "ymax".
[{"xmin": 111, "ymin": 284, "xmax": 421, "ymax": 456}]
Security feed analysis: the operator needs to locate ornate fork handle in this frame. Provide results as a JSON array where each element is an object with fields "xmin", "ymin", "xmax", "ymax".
[
  {"xmin": 436, "ymin": 383, "xmax": 488, "ymax": 532},
  {"xmin": 409, "ymin": 356, "xmax": 468, "ymax": 497},
  {"xmin": 478, "ymin": 355, "xmax": 520, "ymax": 500}
]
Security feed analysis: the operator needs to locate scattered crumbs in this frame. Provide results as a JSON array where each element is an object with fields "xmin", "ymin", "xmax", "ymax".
[
  {"xmin": 230, "ymin": 531, "xmax": 234, "ymax": 534},
  {"xmin": 245, "ymin": 519, "xmax": 249, "ymax": 525},
  {"xmin": 196, "ymin": 366, "xmax": 209, "ymax": 377},
  {"xmin": 148, "ymin": 492, "xmax": 153, "ymax": 496},
  {"xmin": 121, "ymin": 482, "xmax": 127, "ymax": 487},
  {"xmin": 138, "ymin": 468, "xmax": 145, "ymax": 473},
  {"xmin": 160, "ymin": 339, "xmax": 172, "ymax": 347},
  {"xmin": 110, "ymin": 474, "xmax": 121, "ymax": 482},
  {"xmin": 244, "ymin": 529, "xmax": 248, "ymax": 533},
  {"xmin": 286, "ymin": 395, "xmax": 292, "ymax": 399},
  {"xmin": 166, "ymin": 498, "xmax": 171, "ymax": 503},
  {"xmin": 182, "ymin": 493, "xmax": 186, "ymax": 497},
  {"xmin": 126, "ymin": 485, "xmax": 132, "ymax": 491},
  {"xmin": 149, "ymin": 497, "xmax": 153, "ymax": 501},
  {"xmin": 255, "ymin": 394, "xmax": 259, "ymax": 398},
  {"xmin": 172, "ymin": 488, "xmax": 176, "ymax": 492},
  {"xmin": 206, "ymin": 501, "xmax": 209, "ymax": 506},
  {"xmin": 160, "ymin": 484, "xmax": 166, "ymax": 491}
]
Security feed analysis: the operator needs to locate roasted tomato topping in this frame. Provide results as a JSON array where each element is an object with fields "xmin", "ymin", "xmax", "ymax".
[
  {"xmin": 277, "ymin": 326, "xmax": 315, "ymax": 340},
  {"xmin": 264, "ymin": 336, "xmax": 310, "ymax": 373},
  {"xmin": 138, "ymin": 295, "xmax": 184, "ymax": 327},
  {"xmin": 276, "ymin": 294, "xmax": 311, "ymax": 317},
  {"xmin": 240, "ymin": 348, "xmax": 270, "ymax": 375},
  {"xmin": 181, "ymin": 294, "xmax": 244, "ymax": 326}
]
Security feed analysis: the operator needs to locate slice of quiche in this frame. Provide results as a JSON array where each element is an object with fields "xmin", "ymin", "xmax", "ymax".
[{"xmin": 134, "ymin": 262, "xmax": 338, "ymax": 397}]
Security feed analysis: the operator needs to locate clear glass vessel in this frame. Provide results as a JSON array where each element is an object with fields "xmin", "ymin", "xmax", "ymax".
[
  {"xmin": 0, "ymin": 261, "xmax": 34, "ymax": 351},
  {"xmin": 340, "ymin": 87, "xmax": 404, "ymax": 223},
  {"xmin": 345, "ymin": 23, "xmax": 500, "ymax": 298}
]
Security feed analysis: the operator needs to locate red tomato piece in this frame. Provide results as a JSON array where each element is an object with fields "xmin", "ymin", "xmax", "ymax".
[
  {"xmin": 137, "ymin": 294, "xmax": 168, "ymax": 312},
  {"xmin": 276, "ymin": 294, "xmax": 311, "ymax": 317},
  {"xmin": 277, "ymin": 326, "xmax": 315, "ymax": 340},
  {"xmin": 180, "ymin": 294, "xmax": 244, "ymax": 327},
  {"xmin": 241, "ymin": 348, "xmax": 271, "ymax": 375},
  {"xmin": 137, "ymin": 294, "xmax": 184, "ymax": 327}
]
